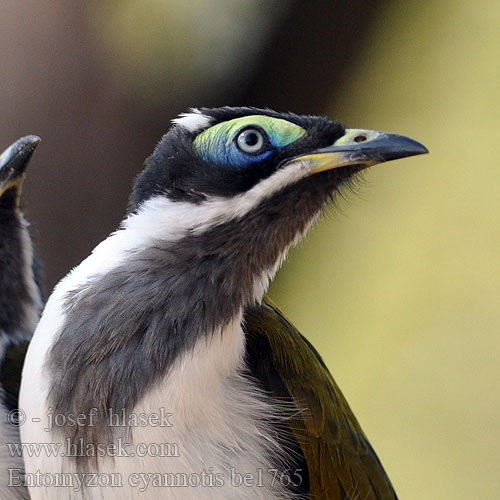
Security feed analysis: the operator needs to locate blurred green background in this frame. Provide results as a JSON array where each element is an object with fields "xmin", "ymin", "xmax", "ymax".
[{"xmin": 1, "ymin": 1, "xmax": 499, "ymax": 498}]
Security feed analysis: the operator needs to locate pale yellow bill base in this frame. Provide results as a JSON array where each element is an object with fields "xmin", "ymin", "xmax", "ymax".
[{"xmin": 296, "ymin": 128, "xmax": 429, "ymax": 175}]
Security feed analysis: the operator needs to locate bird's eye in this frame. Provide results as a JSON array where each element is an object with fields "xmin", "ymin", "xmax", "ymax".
[{"xmin": 236, "ymin": 128, "xmax": 266, "ymax": 154}]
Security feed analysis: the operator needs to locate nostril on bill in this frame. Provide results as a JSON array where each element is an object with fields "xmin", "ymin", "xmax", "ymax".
[{"xmin": 354, "ymin": 135, "xmax": 367, "ymax": 143}]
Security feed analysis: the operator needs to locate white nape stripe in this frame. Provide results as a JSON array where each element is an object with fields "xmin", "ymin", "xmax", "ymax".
[
  {"xmin": 126, "ymin": 156, "xmax": 314, "ymax": 241},
  {"xmin": 172, "ymin": 109, "xmax": 213, "ymax": 133}
]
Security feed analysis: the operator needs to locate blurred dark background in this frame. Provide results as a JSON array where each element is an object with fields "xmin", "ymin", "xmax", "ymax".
[{"xmin": 2, "ymin": 1, "xmax": 500, "ymax": 499}]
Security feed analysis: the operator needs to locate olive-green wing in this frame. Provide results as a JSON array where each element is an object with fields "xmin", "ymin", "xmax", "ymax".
[{"xmin": 243, "ymin": 299, "xmax": 398, "ymax": 500}]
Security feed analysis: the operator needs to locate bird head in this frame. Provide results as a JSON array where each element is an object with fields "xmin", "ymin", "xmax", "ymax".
[
  {"xmin": 132, "ymin": 107, "xmax": 427, "ymax": 205},
  {"xmin": 0, "ymin": 136, "xmax": 40, "ymax": 212},
  {"xmin": 128, "ymin": 107, "xmax": 427, "ymax": 302}
]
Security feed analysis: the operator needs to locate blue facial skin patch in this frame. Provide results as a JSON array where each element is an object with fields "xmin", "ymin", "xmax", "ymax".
[{"xmin": 193, "ymin": 115, "xmax": 306, "ymax": 168}]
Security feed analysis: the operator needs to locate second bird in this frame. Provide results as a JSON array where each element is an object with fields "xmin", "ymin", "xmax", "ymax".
[{"xmin": 0, "ymin": 136, "xmax": 43, "ymax": 500}]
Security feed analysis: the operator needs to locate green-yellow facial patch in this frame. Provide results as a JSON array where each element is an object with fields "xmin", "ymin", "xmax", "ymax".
[{"xmin": 193, "ymin": 115, "xmax": 306, "ymax": 168}]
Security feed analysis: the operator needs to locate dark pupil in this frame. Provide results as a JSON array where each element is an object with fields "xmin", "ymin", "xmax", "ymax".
[{"xmin": 245, "ymin": 131, "xmax": 259, "ymax": 146}]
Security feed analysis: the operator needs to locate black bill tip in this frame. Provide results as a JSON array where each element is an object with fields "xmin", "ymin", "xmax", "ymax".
[
  {"xmin": 301, "ymin": 129, "xmax": 428, "ymax": 175},
  {"xmin": 372, "ymin": 132, "xmax": 429, "ymax": 161}
]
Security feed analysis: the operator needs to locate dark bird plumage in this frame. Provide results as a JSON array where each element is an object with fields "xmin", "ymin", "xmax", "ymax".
[{"xmin": 0, "ymin": 136, "xmax": 43, "ymax": 500}]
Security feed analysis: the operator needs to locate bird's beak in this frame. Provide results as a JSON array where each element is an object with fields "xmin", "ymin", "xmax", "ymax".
[
  {"xmin": 297, "ymin": 129, "xmax": 428, "ymax": 175},
  {"xmin": 0, "ymin": 136, "xmax": 41, "ymax": 196}
]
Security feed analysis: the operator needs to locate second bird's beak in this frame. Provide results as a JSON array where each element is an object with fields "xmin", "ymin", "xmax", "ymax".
[
  {"xmin": 0, "ymin": 135, "xmax": 41, "ymax": 201},
  {"xmin": 298, "ymin": 129, "xmax": 428, "ymax": 175},
  {"xmin": 0, "ymin": 135, "xmax": 40, "ymax": 183}
]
